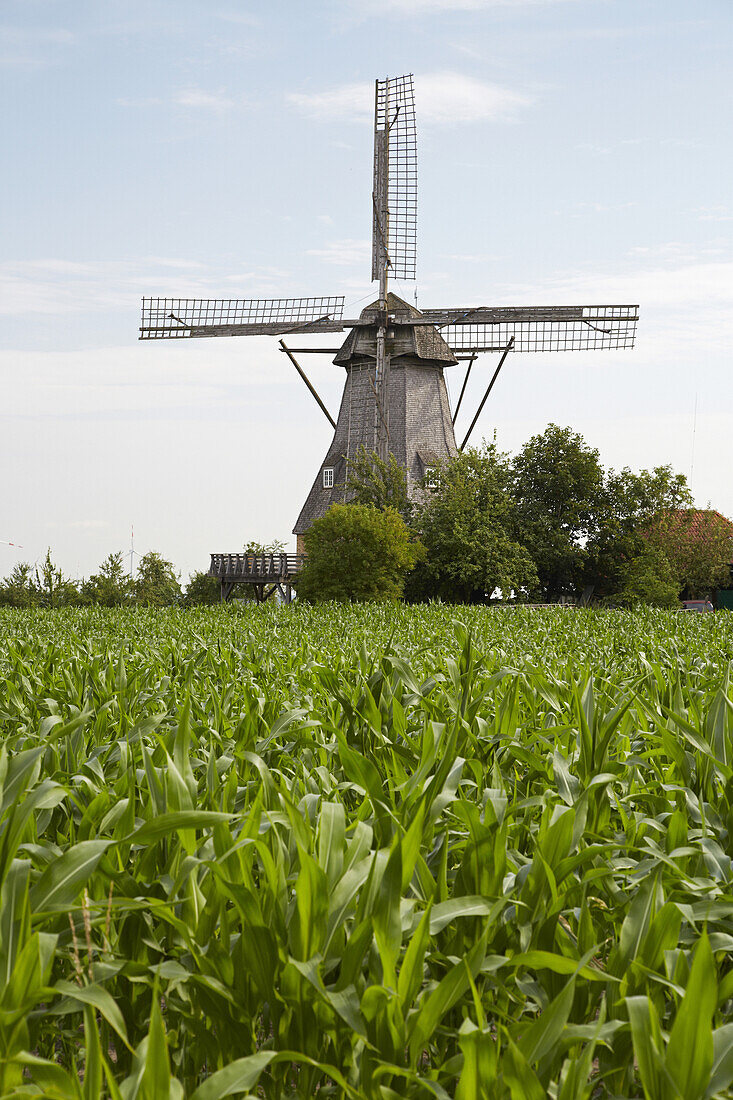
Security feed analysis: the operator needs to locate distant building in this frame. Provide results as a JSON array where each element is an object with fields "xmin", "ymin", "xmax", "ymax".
[{"xmin": 645, "ymin": 508, "xmax": 733, "ymax": 608}]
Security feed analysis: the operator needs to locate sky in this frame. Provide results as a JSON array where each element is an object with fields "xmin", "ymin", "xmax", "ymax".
[{"xmin": 2, "ymin": 0, "xmax": 732, "ymax": 581}]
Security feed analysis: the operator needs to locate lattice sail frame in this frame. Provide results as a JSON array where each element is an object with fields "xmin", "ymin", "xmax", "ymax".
[
  {"xmin": 420, "ymin": 305, "xmax": 638, "ymax": 353},
  {"xmin": 140, "ymin": 296, "xmax": 345, "ymax": 339},
  {"xmin": 371, "ymin": 74, "xmax": 417, "ymax": 283}
]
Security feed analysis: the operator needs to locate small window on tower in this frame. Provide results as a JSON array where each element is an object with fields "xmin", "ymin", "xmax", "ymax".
[
  {"xmin": 423, "ymin": 466, "xmax": 439, "ymax": 489},
  {"xmin": 323, "ymin": 467, "xmax": 334, "ymax": 489}
]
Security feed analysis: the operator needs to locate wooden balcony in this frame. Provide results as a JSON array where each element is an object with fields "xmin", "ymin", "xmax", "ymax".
[{"xmin": 208, "ymin": 553, "xmax": 305, "ymax": 602}]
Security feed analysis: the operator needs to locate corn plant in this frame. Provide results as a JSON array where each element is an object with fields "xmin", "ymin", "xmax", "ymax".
[{"xmin": 0, "ymin": 604, "xmax": 731, "ymax": 1096}]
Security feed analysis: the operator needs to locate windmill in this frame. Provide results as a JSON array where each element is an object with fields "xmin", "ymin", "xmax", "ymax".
[{"xmin": 140, "ymin": 73, "xmax": 638, "ymax": 587}]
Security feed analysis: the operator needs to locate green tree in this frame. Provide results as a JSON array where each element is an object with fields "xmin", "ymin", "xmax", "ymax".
[
  {"xmin": 615, "ymin": 546, "xmax": 680, "ymax": 608},
  {"xmin": 511, "ymin": 425, "xmax": 606, "ymax": 600},
  {"xmin": 244, "ymin": 539, "xmax": 286, "ymax": 554},
  {"xmin": 0, "ymin": 562, "xmax": 39, "ymax": 608},
  {"xmin": 183, "ymin": 570, "xmax": 221, "ymax": 606},
  {"xmin": 80, "ymin": 552, "xmax": 131, "ymax": 606},
  {"xmin": 35, "ymin": 549, "xmax": 79, "ymax": 608},
  {"xmin": 297, "ymin": 504, "xmax": 420, "ymax": 602},
  {"xmin": 410, "ymin": 444, "xmax": 537, "ymax": 603},
  {"xmin": 588, "ymin": 465, "xmax": 694, "ymax": 601},
  {"xmin": 604, "ymin": 465, "xmax": 693, "ymax": 520},
  {"xmin": 345, "ymin": 446, "xmax": 412, "ymax": 520},
  {"xmin": 644, "ymin": 509, "xmax": 733, "ymax": 598},
  {"xmin": 133, "ymin": 552, "xmax": 181, "ymax": 607}
]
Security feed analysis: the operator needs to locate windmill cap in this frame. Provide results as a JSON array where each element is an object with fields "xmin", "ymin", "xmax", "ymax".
[
  {"xmin": 334, "ymin": 293, "xmax": 458, "ymax": 366},
  {"xmin": 358, "ymin": 293, "xmax": 422, "ymax": 322}
]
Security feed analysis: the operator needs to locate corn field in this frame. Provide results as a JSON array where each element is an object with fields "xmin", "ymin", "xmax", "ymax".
[{"xmin": 0, "ymin": 604, "xmax": 732, "ymax": 1098}]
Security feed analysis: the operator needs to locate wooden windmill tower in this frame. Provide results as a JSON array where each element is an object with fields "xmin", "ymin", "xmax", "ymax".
[{"xmin": 140, "ymin": 73, "xmax": 638, "ymax": 590}]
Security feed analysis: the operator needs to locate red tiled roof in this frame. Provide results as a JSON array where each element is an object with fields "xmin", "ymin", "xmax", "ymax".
[
  {"xmin": 642, "ymin": 509, "xmax": 733, "ymax": 568},
  {"xmin": 660, "ymin": 509, "xmax": 733, "ymax": 537}
]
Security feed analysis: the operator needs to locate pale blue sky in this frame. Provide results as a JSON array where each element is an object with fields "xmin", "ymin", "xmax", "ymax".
[{"xmin": 2, "ymin": 0, "xmax": 732, "ymax": 579}]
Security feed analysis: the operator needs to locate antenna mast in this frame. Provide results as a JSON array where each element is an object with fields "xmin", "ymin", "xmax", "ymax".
[{"xmin": 128, "ymin": 524, "xmax": 138, "ymax": 579}]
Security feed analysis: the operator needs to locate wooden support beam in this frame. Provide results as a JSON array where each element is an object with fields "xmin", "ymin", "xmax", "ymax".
[
  {"xmin": 460, "ymin": 338, "xmax": 514, "ymax": 452},
  {"xmin": 452, "ymin": 350, "xmax": 477, "ymax": 425},
  {"xmin": 279, "ymin": 340, "xmax": 336, "ymax": 429}
]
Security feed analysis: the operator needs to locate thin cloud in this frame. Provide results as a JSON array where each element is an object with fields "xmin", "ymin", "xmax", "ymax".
[
  {"xmin": 174, "ymin": 88, "xmax": 236, "ymax": 109},
  {"xmin": 117, "ymin": 88, "xmax": 245, "ymax": 110},
  {"xmin": 569, "ymin": 201, "xmax": 638, "ymax": 216},
  {"xmin": 489, "ymin": 254, "xmax": 733, "ymax": 364},
  {"xmin": 0, "ymin": 258, "xmax": 288, "ymax": 317},
  {"xmin": 444, "ymin": 253, "xmax": 502, "ymax": 263},
  {"xmin": 288, "ymin": 71, "xmax": 531, "ymax": 126},
  {"xmin": 351, "ymin": 0, "xmax": 583, "ymax": 11},
  {"xmin": 696, "ymin": 205, "xmax": 733, "ymax": 223},
  {"xmin": 116, "ymin": 96, "xmax": 164, "ymax": 108},
  {"xmin": 215, "ymin": 11, "xmax": 262, "ymax": 26},
  {"xmin": 306, "ymin": 240, "xmax": 371, "ymax": 266},
  {"xmin": 0, "ymin": 25, "xmax": 75, "ymax": 67}
]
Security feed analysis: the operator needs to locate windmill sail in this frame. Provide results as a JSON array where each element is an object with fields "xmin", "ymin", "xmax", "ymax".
[
  {"xmin": 418, "ymin": 304, "xmax": 638, "ymax": 352},
  {"xmin": 371, "ymin": 74, "xmax": 417, "ymax": 283},
  {"xmin": 140, "ymin": 296, "xmax": 346, "ymax": 339}
]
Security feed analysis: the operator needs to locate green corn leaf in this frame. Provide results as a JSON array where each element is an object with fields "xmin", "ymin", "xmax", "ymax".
[
  {"xmin": 83, "ymin": 1005, "xmax": 103, "ymax": 1100},
  {"xmin": 373, "ymin": 837, "xmax": 402, "ymax": 984},
  {"xmin": 707, "ymin": 1024, "xmax": 733, "ymax": 1098},
  {"xmin": 51, "ymin": 980, "xmax": 130, "ymax": 1046},
  {"xmin": 666, "ymin": 932, "xmax": 717, "ymax": 1100},
  {"xmin": 398, "ymin": 902, "xmax": 432, "ymax": 1010},
  {"xmin": 139, "ymin": 981, "xmax": 171, "ymax": 1100},
  {"xmin": 627, "ymin": 995, "xmax": 666, "ymax": 1100},
  {"xmin": 318, "ymin": 801, "xmax": 346, "ymax": 887},
  {"xmin": 408, "ymin": 931, "xmax": 487, "ymax": 1063},
  {"xmin": 129, "ymin": 811, "xmax": 234, "ymax": 845},
  {"xmin": 506, "ymin": 950, "xmax": 613, "ymax": 983},
  {"xmin": 517, "ymin": 976, "xmax": 575, "ymax": 1065},
  {"xmin": 290, "ymin": 846, "xmax": 328, "ymax": 960},
  {"xmin": 503, "ymin": 1037, "xmax": 545, "ymax": 1100},
  {"xmin": 29, "ymin": 839, "xmax": 112, "ymax": 914},
  {"xmin": 8, "ymin": 1051, "xmax": 82, "ymax": 1099},
  {"xmin": 456, "ymin": 1018, "xmax": 497, "ymax": 1099},
  {"xmin": 428, "ymin": 895, "xmax": 507, "ymax": 936},
  {"xmin": 189, "ymin": 1053, "xmax": 277, "ymax": 1100}
]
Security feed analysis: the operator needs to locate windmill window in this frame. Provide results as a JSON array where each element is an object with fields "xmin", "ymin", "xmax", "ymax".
[
  {"xmin": 322, "ymin": 467, "xmax": 334, "ymax": 489},
  {"xmin": 424, "ymin": 466, "xmax": 439, "ymax": 488}
]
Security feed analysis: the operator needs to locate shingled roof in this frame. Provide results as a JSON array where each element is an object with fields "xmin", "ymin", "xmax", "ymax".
[
  {"xmin": 656, "ymin": 509, "xmax": 733, "ymax": 540},
  {"xmin": 333, "ymin": 294, "xmax": 457, "ymax": 367},
  {"xmin": 643, "ymin": 509, "xmax": 733, "ymax": 566}
]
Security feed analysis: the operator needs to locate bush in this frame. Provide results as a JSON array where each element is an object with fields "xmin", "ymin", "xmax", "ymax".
[
  {"xmin": 297, "ymin": 503, "xmax": 421, "ymax": 602},
  {"xmin": 616, "ymin": 546, "xmax": 680, "ymax": 608},
  {"xmin": 183, "ymin": 570, "xmax": 221, "ymax": 606}
]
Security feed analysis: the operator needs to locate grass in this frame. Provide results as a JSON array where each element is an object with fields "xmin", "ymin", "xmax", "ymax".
[{"xmin": 0, "ymin": 603, "xmax": 731, "ymax": 1097}]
